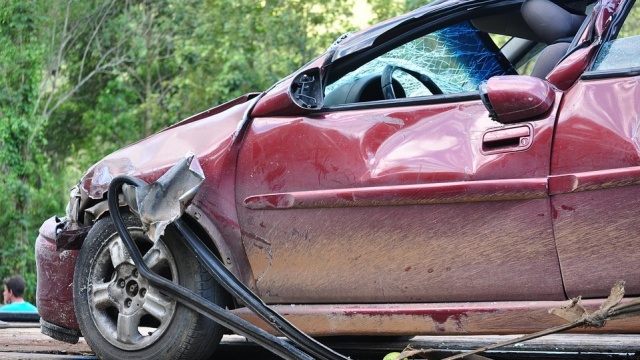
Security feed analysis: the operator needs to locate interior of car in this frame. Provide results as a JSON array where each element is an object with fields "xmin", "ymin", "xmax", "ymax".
[{"xmin": 323, "ymin": 0, "xmax": 597, "ymax": 106}]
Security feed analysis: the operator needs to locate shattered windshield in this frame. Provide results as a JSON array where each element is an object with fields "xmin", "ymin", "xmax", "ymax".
[{"xmin": 326, "ymin": 21, "xmax": 514, "ymax": 100}]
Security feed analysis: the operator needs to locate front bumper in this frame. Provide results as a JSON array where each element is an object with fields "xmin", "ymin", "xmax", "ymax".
[{"xmin": 35, "ymin": 216, "xmax": 80, "ymax": 334}]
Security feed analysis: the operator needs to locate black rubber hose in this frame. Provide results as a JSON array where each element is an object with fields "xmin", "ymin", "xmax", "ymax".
[{"xmin": 107, "ymin": 176, "xmax": 313, "ymax": 360}]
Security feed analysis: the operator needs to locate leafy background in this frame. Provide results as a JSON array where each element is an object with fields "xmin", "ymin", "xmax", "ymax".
[{"xmin": 0, "ymin": 0, "xmax": 432, "ymax": 304}]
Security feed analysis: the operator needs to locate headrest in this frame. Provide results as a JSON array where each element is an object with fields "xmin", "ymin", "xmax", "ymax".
[{"xmin": 521, "ymin": 0, "xmax": 586, "ymax": 44}]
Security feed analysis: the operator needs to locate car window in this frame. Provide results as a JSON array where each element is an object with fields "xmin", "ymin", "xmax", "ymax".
[
  {"xmin": 617, "ymin": 1, "xmax": 640, "ymax": 38},
  {"xmin": 512, "ymin": 42, "xmax": 546, "ymax": 75},
  {"xmin": 592, "ymin": 3, "xmax": 640, "ymax": 71},
  {"xmin": 324, "ymin": 20, "xmax": 515, "ymax": 104}
]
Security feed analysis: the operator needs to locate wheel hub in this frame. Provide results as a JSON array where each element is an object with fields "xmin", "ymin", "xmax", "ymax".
[
  {"xmin": 88, "ymin": 236, "xmax": 178, "ymax": 350},
  {"xmin": 107, "ymin": 263, "xmax": 151, "ymax": 316}
]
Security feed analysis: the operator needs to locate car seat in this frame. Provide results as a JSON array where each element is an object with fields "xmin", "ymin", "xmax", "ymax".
[{"xmin": 521, "ymin": 0, "xmax": 586, "ymax": 78}]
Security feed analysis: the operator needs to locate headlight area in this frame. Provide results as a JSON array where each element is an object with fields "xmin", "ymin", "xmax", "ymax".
[{"xmin": 35, "ymin": 215, "xmax": 81, "ymax": 343}]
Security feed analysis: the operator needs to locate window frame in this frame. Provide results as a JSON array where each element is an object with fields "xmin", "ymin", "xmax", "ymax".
[
  {"xmin": 582, "ymin": 0, "xmax": 639, "ymax": 80},
  {"xmin": 320, "ymin": 2, "xmax": 523, "ymax": 111}
]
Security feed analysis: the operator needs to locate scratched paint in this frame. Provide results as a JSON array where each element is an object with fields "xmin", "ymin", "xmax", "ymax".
[
  {"xmin": 235, "ymin": 90, "xmax": 564, "ymax": 304},
  {"xmin": 551, "ymin": 75, "xmax": 640, "ymax": 298}
]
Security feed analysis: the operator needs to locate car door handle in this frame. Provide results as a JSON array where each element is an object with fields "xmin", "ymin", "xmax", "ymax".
[{"xmin": 482, "ymin": 125, "xmax": 533, "ymax": 154}]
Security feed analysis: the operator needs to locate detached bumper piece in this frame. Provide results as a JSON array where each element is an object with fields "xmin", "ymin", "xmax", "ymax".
[{"xmin": 40, "ymin": 318, "xmax": 80, "ymax": 344}]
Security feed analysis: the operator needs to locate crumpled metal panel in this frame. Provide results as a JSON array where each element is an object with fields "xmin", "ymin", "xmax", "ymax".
[{"xmin": 126, "ymin": 153, "xmax": 205, "ymax": 242}]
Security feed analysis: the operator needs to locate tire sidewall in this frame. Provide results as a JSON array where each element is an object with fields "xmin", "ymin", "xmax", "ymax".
[{"xmin": 73, "ymin": 213, "xmax": 219, "ymax": 360}]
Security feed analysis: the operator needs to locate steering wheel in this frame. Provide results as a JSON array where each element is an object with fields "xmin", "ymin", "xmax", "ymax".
[{"xmin": 381, "ymin": 65, "xmax": 443, "ymax": 100}]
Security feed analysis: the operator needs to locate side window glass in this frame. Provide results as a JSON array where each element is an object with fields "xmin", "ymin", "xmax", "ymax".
[
  {"xmin": 513, "ymin": 43, "xmax": 546, "ymax": 75},
  {"xmin": 324, "ymin": 21, "xmax": 513, "ymax": 105},
  {"xmin": 592, "ymin": 4, "xmax": 640, "ymax": 71}
]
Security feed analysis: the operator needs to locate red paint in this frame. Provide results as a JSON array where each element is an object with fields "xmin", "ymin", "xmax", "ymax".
[
  {"xmin": 339, "ymin": 305, "xmax": 497, "ymax": 318},
  {"xmin": 546, "ymin": 0, "xmax": 623, "ymax": 90},
  {"xmin": 243, "ymin": 178, "xmax": 549, "ymax": 210},
  {"xmin": 231, "ymin": 300, "xmax": 639, "ymax": 336},
  {"xmin": 35, "ymin": 217, "xmax": 80, "ymax": 330},
  {"xmin": 236, "ymin": 93, "xmax": 564, "ymax": 303},
  {"xmin": 547, "ymin": 46, "xmax": 598, "ymax": 90},
  {"xmin": 483, "ymin": 75, "xmax": 554, "ymax": 124},
  {"xmin": 165, "ymin": 93, "xmax": 258, "ymax": 130},
  {"xmin": 551, "ymin": 74, "xmax": 640, "ymax": 298}
]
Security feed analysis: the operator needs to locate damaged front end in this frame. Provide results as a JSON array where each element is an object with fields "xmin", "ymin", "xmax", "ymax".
[
  {"xmin": 39, "ymin": 149, "xmax": 350, "ymax": 359},
  {"xmin": 36, "ymin": 175, "xmax": 111, "ymax": 342},
  {"xmin": 35, "ymin": 94, "xmax": 256, "ymax": 344},
  {"xmin": 35, "ymin": 216, "xmax": 82, "ymax": 343},
  {"xmin": 35, "ymin": 154, "xmax": 208, "ymax": 344},
  {"xmin": 36, "ymin": 164, "xmax": 134, "ymax": 342},
  {"xmin": 35, "ymin": 179, "xmax": 140, "ymax": 342}
]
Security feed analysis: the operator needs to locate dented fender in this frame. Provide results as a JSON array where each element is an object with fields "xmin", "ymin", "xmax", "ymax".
[
  {"xmin": 35, "ymin": 217, "xmax": 80, "ymax": 330},
  {"xmin": 37, "ymin": 95, "xmax": 261, "ymax": 337}
]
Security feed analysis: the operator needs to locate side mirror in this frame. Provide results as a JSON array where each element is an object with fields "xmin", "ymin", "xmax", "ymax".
[
  {"xmin": 251, "ymin": 68, "xmax": 324, "ymax": 117},
  {"xmin": 290, "ymin": 68, "xmax": 323, "ymax": 110},
  {"xmin": 479, "ymin": 76, "xmax": 554, "ymax": 124}
]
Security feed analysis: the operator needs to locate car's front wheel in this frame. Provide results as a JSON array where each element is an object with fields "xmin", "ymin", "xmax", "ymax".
[{"xmin": 73, "ymin": 212, "xmax": 226, "ymax": 360}]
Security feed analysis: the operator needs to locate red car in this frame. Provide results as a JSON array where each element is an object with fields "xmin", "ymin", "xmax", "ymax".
[{"xmin": 36, "ymin": 0, "xmax": 640, "ymax": 359}]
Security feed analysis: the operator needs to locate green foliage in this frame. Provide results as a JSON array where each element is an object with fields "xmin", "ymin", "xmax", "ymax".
[
  {"xmin": 0, "ymin": 0, "xmax": 358, "ymax": 304},
  {"xmin": 367, "ymin": 0, "xmax": 435, "ymax": 23},
  {"xmin": 166, "ymin": 0, "xmax": 354, "ymax": 121},
  {"xmin": 618, "ymin": 3, "xmax": 640, "ymax": 38},
  {"xmin": 0, "ymin": 0, "xmax": 57, "ymax": 303}
]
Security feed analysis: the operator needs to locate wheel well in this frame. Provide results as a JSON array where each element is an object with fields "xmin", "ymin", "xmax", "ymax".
[
  {"xmin": 178, "ymin": 214, "xmax": 236, "ymax": 311},
  {"xmin": 84, "ymin": 203, "xmax": 234, "ymax": 309},
  {"xmin": 180, "ymin": 215, "xmax": 223, "ymax": 258}
]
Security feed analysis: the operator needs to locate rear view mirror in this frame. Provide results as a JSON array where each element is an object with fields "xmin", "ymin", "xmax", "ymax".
[{"xmin": 479, "ymin": 76, "xmax": 555, "ymax": 124}]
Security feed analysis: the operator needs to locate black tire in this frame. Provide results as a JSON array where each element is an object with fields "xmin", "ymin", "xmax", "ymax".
[{"xmin": 73, "ymin": 212, "xmax": 226, "ymax": 360}]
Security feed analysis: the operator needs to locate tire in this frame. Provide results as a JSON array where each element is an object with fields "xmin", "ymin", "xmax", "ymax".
[{"xmin": 73, "ymin": 212, "xmax": 226, "ymax": 360}]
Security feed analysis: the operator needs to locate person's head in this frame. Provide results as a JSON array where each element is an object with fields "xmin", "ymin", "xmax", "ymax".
[{"xmin": 3, "ymin": 275, "xmax": 26, "ymax": 304}]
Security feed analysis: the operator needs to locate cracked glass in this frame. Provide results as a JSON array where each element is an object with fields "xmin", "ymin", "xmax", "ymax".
[
  {"xmin": 592, "ymin": 4, "xmax": 640, "ymax": 71},
  {"xmin": 326, "ymin": 21, "xmax": 514, "ymax": 102}
]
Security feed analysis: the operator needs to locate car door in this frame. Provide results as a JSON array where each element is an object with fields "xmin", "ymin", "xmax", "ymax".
[
  {"xmin": 234, "ymin": 16, "xmax": 565, "ymax": 304},
  {"xmin": 550, "ymin": 0, "xmax": 640, "ymax": 298}
]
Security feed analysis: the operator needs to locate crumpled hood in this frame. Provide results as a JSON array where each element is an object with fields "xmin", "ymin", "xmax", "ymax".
[{"xmin": 80, "ymin": 94, "xmax": 257, "ymax": 199}]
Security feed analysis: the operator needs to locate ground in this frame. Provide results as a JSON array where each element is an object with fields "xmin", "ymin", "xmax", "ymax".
[{"xmin": 1, "ymin": 322, "xmax": 638, "ymax": 359}]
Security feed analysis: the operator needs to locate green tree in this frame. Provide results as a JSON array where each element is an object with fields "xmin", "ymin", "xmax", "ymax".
[
  {"xmin": 166, "ymin": 0, "xmax": 354, "ymax": 120},
  {"xmin": 51, "ymin": 0, "xmax": 357, "ymax": 166},
  {"xmin": 367, "ymin": 0, "xmax": 434, "ymax": 23},
  {"xmin": 0, "ymin": 0, "xmax": 57, "ymax": 302}
]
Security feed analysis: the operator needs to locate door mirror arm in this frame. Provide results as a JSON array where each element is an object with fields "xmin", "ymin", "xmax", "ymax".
[{"xmin": 290, "ymin": 68, "xmax": 323, "ymax": 110}]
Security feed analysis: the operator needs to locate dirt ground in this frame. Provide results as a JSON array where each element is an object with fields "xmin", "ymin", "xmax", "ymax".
[{"xmin": 1, "ymin": 323, "xmax": 638, "ymax": 360}]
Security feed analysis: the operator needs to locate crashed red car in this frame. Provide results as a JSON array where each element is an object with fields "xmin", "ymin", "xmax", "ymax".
[{"xmin": 36, "ymin": 0, "xmax": 640, "ymax": 359}]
